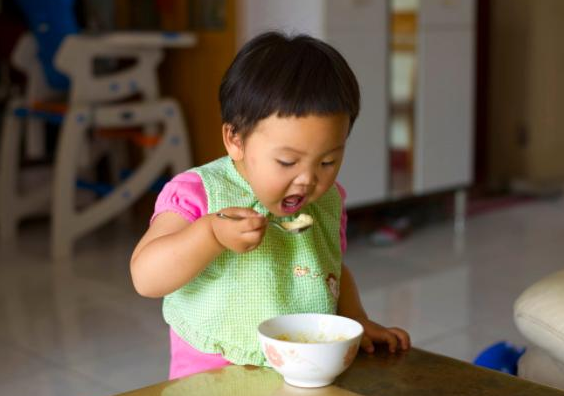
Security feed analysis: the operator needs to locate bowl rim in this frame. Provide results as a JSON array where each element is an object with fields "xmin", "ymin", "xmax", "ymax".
[{"xmin": 257, "ymin": 313, "xmax": 364, "ymax": 345}]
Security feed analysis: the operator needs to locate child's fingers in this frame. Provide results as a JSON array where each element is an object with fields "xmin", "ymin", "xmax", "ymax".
[
  {"xmin": 218, "ymin": 208, "xmax": 267, "ymax": 232},
  {"xmin": 243, "ymin": 216, "xmax": 268, "ymax": 231},
  {"xmin": 241, "ymin": 228, "xmax": 265, "ymax": 244},
  {"xmin": 360, "ymin": 335, "xmax": 375, "ymax": 354},
  {"xmin": 384, "ymin": 332, "xmax": 399, "ymax": 353},
  {"xmin": 237, "ymin": 226, "xmax": 268, "ymax": 252},
  {"xmin": 388, "ymin": 327, "xmax": 411, "ymax": 350},
  {"xmin": 355, "ymin": 318, "xmax": 411, "ymax": 354},
  {"xmin": 365, "ymin": 326, "xmax": 398, "ymax": 353}
]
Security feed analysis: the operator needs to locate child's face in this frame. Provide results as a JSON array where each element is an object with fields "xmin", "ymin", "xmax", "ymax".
[{"xmin": 225, "ymin": 113, "xmax": 349, "ymax": 217}]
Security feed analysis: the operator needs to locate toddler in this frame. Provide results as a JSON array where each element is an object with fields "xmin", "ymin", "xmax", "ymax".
[{"xmin": 130, "ymin": 31, "xmax": 410, "ymax": 380}]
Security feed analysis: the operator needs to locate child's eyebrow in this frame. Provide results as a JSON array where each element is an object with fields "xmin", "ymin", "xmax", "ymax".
[{"xmin": 277, "ymin": 145, "xmax": 345, "ymax": 155}]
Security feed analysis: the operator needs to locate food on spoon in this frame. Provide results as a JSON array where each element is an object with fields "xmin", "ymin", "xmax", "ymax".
[{"xmin": 281, "ymin": 213, "xmax": 313, "ymax": 230}]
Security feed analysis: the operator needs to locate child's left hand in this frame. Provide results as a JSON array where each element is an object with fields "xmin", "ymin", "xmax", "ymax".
[{"xmin": 354, "ymin": 317, "xmax": 411, "ymax": 354}]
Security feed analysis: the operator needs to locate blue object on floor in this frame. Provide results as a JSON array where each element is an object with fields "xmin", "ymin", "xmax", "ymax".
[{"xmin": 474, "ymin": 341, "xmax": 526, "ymax": 375}]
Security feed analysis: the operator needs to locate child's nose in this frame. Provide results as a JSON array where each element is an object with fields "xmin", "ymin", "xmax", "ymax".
[{"xmin": 294, "ymin": 167, "xmax": 318, "ymax": 187}]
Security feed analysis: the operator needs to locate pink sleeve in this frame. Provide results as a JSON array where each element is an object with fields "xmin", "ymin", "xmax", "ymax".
[
  {"xmin": 335, "ymin": 182, "xmax": 348, "ymax": 254},
  {"xmin": 151, "ymin": 172, "xmax": 208, "ymax": 223}
]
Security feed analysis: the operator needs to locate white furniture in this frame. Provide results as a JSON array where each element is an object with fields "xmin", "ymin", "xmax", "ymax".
[
  {"xmin": 413, "ymin": 0, "xmax": 475, "ymax": 194},
  {"xmin": 514, "ymin": 269, "xmax": 564, "ymax": 390},
  {"xmin": 1, "ymin": 32, "xmax": 195, "ymax": 257},
  {"xmin": 237, "ymin": 0, "xmax": 475, "ymax": 209}
]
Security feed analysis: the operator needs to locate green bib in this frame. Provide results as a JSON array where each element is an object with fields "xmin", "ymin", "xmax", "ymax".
[{"xmin": 163, "ymin": 156, "xmax": 343, "ymax": 365}]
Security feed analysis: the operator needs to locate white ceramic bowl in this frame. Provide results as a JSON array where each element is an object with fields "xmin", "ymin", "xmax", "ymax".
[{"xmin": 257, "ymin": 313, "xmax": 363, "ymax": 388}]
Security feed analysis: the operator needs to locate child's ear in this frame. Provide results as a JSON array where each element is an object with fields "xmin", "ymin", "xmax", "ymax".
[{"xmin": 222, "ymin": 123, "xmax": 244, "ymax": 161}]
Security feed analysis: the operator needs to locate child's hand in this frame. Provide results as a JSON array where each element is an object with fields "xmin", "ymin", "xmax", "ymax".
[
  {"xmin": 354, "ymin": 317, "xmax": 411, "ymax": 354},
  {"xmin": 211, "ymin": 207, "xmax": 268, "ymax": 253}
]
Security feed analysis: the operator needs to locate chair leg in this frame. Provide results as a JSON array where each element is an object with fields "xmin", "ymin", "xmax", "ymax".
[
  {"xmin": 0, "ymin": 100, "xmax": 22, "ymax": 241},
  {"xmin": 1, "ymin": 99, "xmax": 54, "ymax": 247},
  {"xmin": 161, "ymin": 99, "xmax": 191, "ymax": 174},
  {"xmin": 51, "ymin": 106, "xmax": 90, "ymax": 259}
]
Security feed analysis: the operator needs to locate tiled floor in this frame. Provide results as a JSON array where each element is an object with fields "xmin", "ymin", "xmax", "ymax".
[{"xmin": 1, "ymin": 197, "xmax": 563, "ymax": 396}]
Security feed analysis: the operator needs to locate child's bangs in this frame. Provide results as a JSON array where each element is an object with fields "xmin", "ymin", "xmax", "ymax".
[{"xmin": 248, "ymin": 49, "xmax": 358, "ymax": 123}]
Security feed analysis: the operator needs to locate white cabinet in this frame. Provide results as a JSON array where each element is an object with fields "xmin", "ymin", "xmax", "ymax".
[
  {"xmin": 419, "ymin": 0, "xmax": 474, "ymax": 26},
  {"xmin": 237, "ymin": 0, "xmax": 475, "ymax": 208},
  {"xmin": 414, "ymin": 3, "xmax": 475, "ymax": 194},
  {"xmin": 326, "ymin": 1, "xmax": 389, "ymax": 207}
]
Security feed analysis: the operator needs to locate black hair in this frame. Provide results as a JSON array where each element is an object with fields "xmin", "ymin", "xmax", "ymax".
[{"xmin": 219, "ymin": 31, "xmax": 360, "ymax": 138}]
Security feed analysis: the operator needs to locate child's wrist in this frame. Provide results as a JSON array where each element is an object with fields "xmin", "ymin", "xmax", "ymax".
[
  {"xmin": 207, "ymin": 214, "xmax": 227, "ymax": 251},
  {"xmin": 348, "ymin": 314, "xmax": 369, "ymax": 322},
  {"xmin": 338, "ymin": 309, "xmax": 368, "ymax": 322}
]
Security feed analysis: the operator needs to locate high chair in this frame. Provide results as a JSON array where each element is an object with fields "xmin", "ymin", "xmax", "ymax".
[{"xmin": 0, "ymin": 0, "xmax": 196, "ymax": 257}]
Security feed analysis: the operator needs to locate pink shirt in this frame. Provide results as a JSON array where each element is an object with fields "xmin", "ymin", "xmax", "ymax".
[{"xmin": 153, "ymin": 171, "xmax": 348, "ymax": 379}]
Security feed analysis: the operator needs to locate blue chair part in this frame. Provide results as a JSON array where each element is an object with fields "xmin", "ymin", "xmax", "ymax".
[
  {"xmin": 13, "ymin": 106, "xmax": 64, "ymax": 124},
  {"xmin": 474, "ymin": 341, "xmax": 526, "ymax": 375},
  {"xmin": 14, "ymin": 0, "xmax": 79, "ymax": 90}
]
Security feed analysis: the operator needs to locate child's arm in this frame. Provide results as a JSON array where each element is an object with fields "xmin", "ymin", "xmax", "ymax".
[
  {"xmin": 338, "ymin": 264, "xmax": 411, "ymax": 353},
  {"xmin": 130, "ymin": 208, "xmax": 267, "ymax": 298}
]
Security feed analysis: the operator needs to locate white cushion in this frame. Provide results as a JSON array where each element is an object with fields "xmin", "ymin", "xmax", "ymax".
[
  {"xmin": 518, "ymin": 346, "xmax": 564, "ymax": 390},
  {"xmin": 514, "ymin": 269, "xmax": 564, "ymax": 364}
]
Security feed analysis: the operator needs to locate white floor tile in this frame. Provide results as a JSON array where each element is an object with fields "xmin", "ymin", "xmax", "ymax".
[
  {"xmin": 0, "ymin": 340, "xmax": 52, "ymax": 382},
  {"xmin": 0, "ymin": 365, "xmax": 117, "ymax": 396},
  {"xmin": 71, "ymin": 342, "xmax": 170, "ymax": 393}
]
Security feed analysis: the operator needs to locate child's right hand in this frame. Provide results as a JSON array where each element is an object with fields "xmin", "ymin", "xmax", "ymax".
[{"xmin": 211, "ymin": 207, "xmax": 268, "ymax": 253}]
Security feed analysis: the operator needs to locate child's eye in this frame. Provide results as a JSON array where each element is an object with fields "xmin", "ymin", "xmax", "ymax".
[
  {"xmin": 321, "ymin": 160, "xmax": 336, "ymax": 167},
  {"xmin": 277, "ymin": 160, "xmax": 296, "ymax": 167}
]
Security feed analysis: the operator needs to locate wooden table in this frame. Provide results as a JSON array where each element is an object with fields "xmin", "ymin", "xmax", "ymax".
[{"xmin": 117, "ymin": 348, "xmax": 564, "ymax": 396}]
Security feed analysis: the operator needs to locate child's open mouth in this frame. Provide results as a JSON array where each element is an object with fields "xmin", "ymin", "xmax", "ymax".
[{"xmin": 281, "ymin": 195, "xmax": 305, "ymax": 214}]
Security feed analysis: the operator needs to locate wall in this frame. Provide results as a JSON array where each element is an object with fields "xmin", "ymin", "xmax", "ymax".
[
  {"xmin": 487, "ymin": 0, "xmax": 564, "ymax": 188},
  {"xmin": 527, "ymin": 1, "xmax": 564, "ymax": 183}
]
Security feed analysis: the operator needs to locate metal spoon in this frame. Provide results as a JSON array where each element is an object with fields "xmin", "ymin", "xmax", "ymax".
[{"xmin": 216, "ymin": 212, "xmax": 312, "ymax": 234}]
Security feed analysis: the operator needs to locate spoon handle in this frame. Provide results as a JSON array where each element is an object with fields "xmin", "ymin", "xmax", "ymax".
[
  {"xmin": 216, "ymin": 212, "xmax": 243, "ymax": 221},
  {"xmin": 216, "ymin": 212, "xmax": 274, "ymax": 226},
  {"xmin": 216, "ymin": 212, "xmax": 308, "ymax": 234},
  {"xmin": 216, "ymin": 212, "xmax": 282, "ymax": 229}
]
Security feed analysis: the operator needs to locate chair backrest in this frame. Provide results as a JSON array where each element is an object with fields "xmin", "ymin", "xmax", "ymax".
[{"xmin": 14, "ymin": 0, "xmax": 79, "ymax": 91}]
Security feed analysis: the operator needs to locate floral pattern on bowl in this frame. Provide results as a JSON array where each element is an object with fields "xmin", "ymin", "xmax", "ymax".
[{"xmin": 265, "ymin": 344, "xmax": 284, "ymax": 367}]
